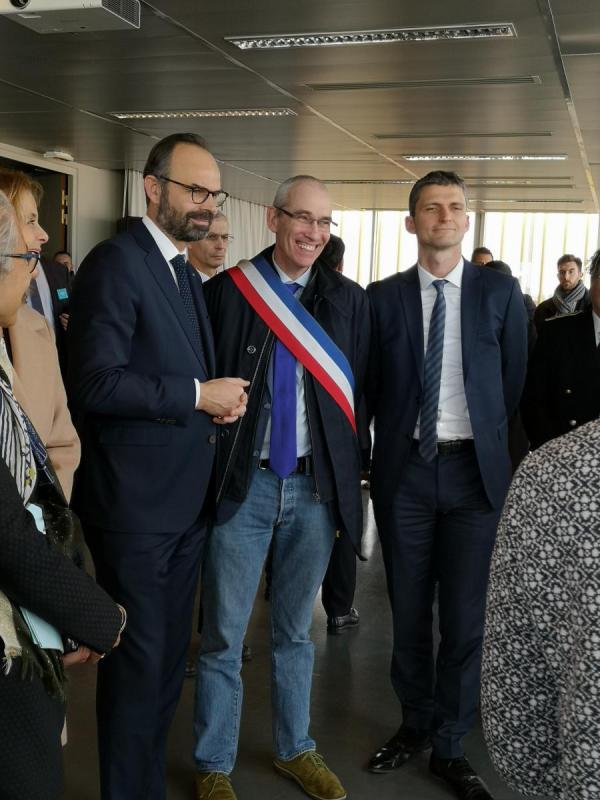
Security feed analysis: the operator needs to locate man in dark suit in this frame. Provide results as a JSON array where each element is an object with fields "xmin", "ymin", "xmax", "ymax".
[
  {"xmin": 522, "ymin": 248, "xmax": 600, "ymax": 449},
  {"xmin": 366, "ymin": 171, "xmax": 527, "ymax": 800},
  {"xmin": 68, "ymin": 132, "xmax": 248, "ymax": 800}
]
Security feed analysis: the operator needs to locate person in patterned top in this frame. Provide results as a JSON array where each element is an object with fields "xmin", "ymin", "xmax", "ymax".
[{"xmin": 481, "ymin": 419, "xmax": 600, "ymax": 799}]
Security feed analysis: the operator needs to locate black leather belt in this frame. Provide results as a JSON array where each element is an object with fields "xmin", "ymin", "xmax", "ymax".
[
  {"xmin": 413, "ymin": 438, "xmax": 474, "ymax": 456},
  {"xmin": 258, "ymin": 455, "xmax": 313, "ymax": 475}
]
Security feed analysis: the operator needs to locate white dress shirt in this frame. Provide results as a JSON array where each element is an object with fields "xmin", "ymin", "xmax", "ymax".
[
  {"xmin": 26, "ymin": 266, "xmax": 55, "ymax": 332},
  {"xmin": 593, "ymin": 310, "xmax": 600, "ymax": 346},
  {"xmin": 142, "ymin": 216, "xmax": 201, "ymax": 405},
  {"xmin": 413, "ymin": 258, "xmax": 473, "ymax": 442},
  {"xmin": 260, "ymin": 260, "xmax": 312, "ymax": 459}
]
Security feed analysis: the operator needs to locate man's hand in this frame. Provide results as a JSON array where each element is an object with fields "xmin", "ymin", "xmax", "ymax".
[
  {"xmin": 196, "ymin": 377, "xmax": 249, "ymax": 423},
  {"xmin": 63, "ymin": 646, "xmax": 103, "ymax": 667},
  {"xmin": 59, "ymin": 312, "xmax": 69, "ymax": 331}
]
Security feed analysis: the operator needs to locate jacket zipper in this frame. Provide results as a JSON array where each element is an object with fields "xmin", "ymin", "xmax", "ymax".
[{"xmin": 215, "ymin": 330, "xmax": 273, "ymax": 505}]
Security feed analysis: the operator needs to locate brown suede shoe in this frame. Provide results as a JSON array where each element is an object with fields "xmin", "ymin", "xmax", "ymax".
[
  {"xmin": 273, "ymin": 751, "xmax": 346, "ymax": 800},
  {"xmin": 194, "ymin": 772, "xmax": 237, "ymax": 800}
]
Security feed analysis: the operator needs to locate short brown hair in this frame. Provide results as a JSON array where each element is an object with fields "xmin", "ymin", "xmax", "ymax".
[
  {"xmin": 408, "ymin": 170, "xmax": 466, "ymax": 218},
  {"xmin": 557, "ymin": 253, "xmax": 582, "ymax": 270},
  {"xmin": 143, "ymin": 133, "xmax": 209, "ymax": 179}
]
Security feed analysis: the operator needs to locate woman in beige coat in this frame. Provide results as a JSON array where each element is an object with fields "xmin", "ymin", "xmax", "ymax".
[{"xmin": 0, "ymin": 168, "xmax": 79, "ymax": 500}]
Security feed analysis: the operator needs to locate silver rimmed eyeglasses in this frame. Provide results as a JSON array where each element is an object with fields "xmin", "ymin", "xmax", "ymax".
[
  {"xmin": 274, "ymin": 206, "xmax": 337, "ymax": 231},
  {"xmin": 155, "ymin": 175, "xmax": 229, "ymax": 207}
]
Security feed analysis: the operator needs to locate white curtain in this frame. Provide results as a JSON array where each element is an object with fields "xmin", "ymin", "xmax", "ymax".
[
  {"xmin": 221, "ymin": 196, "xmax": 274, "ymax": 268},
  {"xmin": 121, "ymin": 170, "xmax": 274, "ymax": 264},
  {"xmin": 123, "ymin": 169, "xmax": 146, "ymax": 217}
]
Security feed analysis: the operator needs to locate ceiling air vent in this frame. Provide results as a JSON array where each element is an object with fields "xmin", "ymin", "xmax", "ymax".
[{"xmin": 308, "ymin": 75, "xmax": 540, "ymax": 91}]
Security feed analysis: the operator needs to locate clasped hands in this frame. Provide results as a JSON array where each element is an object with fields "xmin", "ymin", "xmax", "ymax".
[{"xmin": 196, "ymin": 377, "xmax": 250, "ymax": 424}]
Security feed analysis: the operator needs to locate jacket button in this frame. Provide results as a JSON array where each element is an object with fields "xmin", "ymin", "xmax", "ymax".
[
  {"xmin": 565, "ymin": 388, "xmax": 573, "ymax": 395},
  {"xmin": 246, "ymin": 345, "xmax": 256, "ymax": 354},
  {"xmin": 208, "ymin": 434, "xmax": 217, "ymax": 444},
  {"xmin": 568, "ymin": 419, "xmax": 577, "ymax": 427}
]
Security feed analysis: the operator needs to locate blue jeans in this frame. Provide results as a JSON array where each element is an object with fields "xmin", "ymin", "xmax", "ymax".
[{"xmin": 193, "ymin": 468, "xmax": 336, "ymax": 774}]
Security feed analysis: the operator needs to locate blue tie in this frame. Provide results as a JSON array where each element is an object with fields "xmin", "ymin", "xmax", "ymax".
[
  {"xmin": 419, "ymin": 279, "xmax": 447, "ymax": 462},
  {"xmin": 28, "ymin": 276, "xmax": 45, "ymax": 316},
  {"xmin": 269, "ymin": 282, "xmax": 301, "ymax": 479},
  {"xmin": 171, "ymin": 255, "xmax": 203, "ymax": 354}
]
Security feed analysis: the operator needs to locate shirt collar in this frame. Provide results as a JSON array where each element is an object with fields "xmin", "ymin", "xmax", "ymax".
[
  {"xmin": 272, "ymin": 256, "xmax": 311, "ymax": 288},
  {"xmin": 142, "ymin": 215, "xmax": 187, "ymax": 265},
  {"xmin": 417, "ymin": 257, "xmax": 464, "ymax": 290}
]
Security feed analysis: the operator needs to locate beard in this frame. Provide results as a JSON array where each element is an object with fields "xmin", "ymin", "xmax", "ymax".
[{"xmin": 156, "ymin": 190, "xmax": 213, "ymax": 242}]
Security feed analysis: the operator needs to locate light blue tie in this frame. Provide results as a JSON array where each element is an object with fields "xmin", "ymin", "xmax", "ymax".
[{"xmin": 419, "ymin": 279, "xmax": 447, "ymax": 462}]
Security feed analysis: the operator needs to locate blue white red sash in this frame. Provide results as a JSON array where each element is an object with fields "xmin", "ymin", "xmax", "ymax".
[{"xmin": 228, "ymin": 256, "xmax": 356, "ymax": 432}]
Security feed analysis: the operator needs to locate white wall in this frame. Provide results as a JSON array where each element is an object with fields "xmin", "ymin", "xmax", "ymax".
[
  {"xmin": 72, "ymin": 163, "xmax": 122, "ymax": 263},
  {"xmin": 0, "ymin": 140, "xmax": 123, "ymax": 266}
]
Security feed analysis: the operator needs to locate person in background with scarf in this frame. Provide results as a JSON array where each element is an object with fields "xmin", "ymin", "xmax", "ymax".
[
  {"xmin": 0, "ymin": 191, "xmax": 125, "ymax": 800},
  {"xmin": 534, "ymin": 253, "xmax": 589, "ymax": 333}
]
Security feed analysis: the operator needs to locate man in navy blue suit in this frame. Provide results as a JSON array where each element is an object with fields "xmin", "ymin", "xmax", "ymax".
[
  {"xmin": 68, "ymin": 133, "xmax": 248, "ymax": 800},
  {"xmin": 366, "ymin": 171, "xmax": 527, "ymax": 800}
]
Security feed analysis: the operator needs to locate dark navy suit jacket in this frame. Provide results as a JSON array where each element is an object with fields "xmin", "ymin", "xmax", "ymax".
[
  {"xmin": 67, "ymin": 220, "xmax": 216, "ymax": 534},
  {"xmin": 366, "ymin": 259, "xmax": 528, "ymax": 512}
]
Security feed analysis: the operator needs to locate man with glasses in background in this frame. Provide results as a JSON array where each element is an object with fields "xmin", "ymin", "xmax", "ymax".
[
  {"xmin": 188, "ymin": 210, "xmax": 232, "ymax": 282},
  {"xmin": 67, "ymin": 133, "xmax": 248, "ymax": 800},
  {"xmin": 192, "ymin": 175, "xmax": 369, "ymax": 800}
]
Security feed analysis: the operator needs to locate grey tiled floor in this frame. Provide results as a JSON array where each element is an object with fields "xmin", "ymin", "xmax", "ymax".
[{"xmin": 64, "ymin": 497, "xmax": 529, "ymax": 800}]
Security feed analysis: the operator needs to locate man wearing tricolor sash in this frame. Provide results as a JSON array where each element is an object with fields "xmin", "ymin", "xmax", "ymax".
[{"xmin": 192, "ymin": 176, "xmax": 369, "ymax": 800}]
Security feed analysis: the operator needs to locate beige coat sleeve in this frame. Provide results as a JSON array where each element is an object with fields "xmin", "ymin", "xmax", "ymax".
[{"xmin": 9, "ymin": 306, "xmax": 80, "ymax": 502}]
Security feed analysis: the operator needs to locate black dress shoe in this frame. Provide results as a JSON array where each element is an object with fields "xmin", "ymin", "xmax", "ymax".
[
  {"xmin": 327, "ymin": 607, "xmax": 359, "ymax": 634},
  {"xmin": 368, "ymin": 726, "xmax": 431, "ymax": 773},
  {"xmin": 430, "ymin": 755, "xmax": 494, "ymax": 800}
]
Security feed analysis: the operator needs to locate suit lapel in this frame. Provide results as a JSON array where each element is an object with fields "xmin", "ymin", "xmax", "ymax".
[
  {"xmin": 398, "ymin": 266, "xmax": 425, "ymax": 384},
  {"xmin": 460, "ymin": 260, "xmax": 482, "ymax": 381},
  {"xmin": 144, "ymin": 244, "xmax": 208, "ymax": 375},
  {"xmin": 189, "ymin": 268, "xmax": 215, "ymax": 378}
]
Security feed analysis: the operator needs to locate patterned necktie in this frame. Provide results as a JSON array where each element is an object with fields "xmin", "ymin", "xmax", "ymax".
[
  {"xmin": 171, "ymin": 255, "xmax": 203, "ymax": 354},
  {"xmin": 419, "ymin": 279, "xmax": 448, "ymax": 462},
  {"xmin": 28, "ymin": 276, "xmax": 45, "ymax": 316},
  {"xmin": 269, "ymin": 282, "xmax": 301, "ymax": 479}
]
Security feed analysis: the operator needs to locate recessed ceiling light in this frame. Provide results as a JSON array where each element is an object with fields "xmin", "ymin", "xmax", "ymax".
[
  {"xmin": 110, "ymin": 108, "xmax": 297, "ymax": 120},
  {"xmin": 226, "ymin": 23, "xmax": 516, "ymax": 50},
  {"xmin": 403, "ymin": 154, "xmax": 567, "ymax": 161}
]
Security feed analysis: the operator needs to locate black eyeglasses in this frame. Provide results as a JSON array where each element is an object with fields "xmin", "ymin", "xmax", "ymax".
[
  {"xmin": 155, "ymin": 175, "xmax": 229, "ymax": 207},
  {"xmin": 274, "ymin": 206, "xmax": 337, "ymax": 231},
  {"xmin": 0, "ymin": 251, "xmax": 39, "ymax": 272}
]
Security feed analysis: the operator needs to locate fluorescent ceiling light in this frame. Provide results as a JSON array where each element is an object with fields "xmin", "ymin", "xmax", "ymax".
[
  {"xmin": 324, "ymin": 179, "xmax": 413, "ymax": 185},
  {"xmin": 472, "ymin": 198, "xmax": 583, "ymax": 204},
  {"xmin": 226, "ymin": 23, "xmax": 516, "ymax": 50},
  {"xmin": 374, "ymin": 131, "xmax": 551, "ymax": 139},
  {"xmin": 110, "ymin": 108, "xmax": 297, "ymax": 120},
  {"xmin": 403, "ymin": 154, "xmax": 567, "ymax": 161}
]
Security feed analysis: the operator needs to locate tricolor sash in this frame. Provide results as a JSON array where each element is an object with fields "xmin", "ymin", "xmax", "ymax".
[{"xmin": 228, "ymin": 256, "xmax": 356, "ymax": 432}]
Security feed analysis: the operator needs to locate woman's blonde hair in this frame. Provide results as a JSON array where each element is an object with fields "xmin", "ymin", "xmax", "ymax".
[
  {"xmin": 0, "ymin": 168, "xmax": 43, "ymax": 221},
  {"xmin": 0, "ymin": 190, "xmax": 19, "ymax": 277}
]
